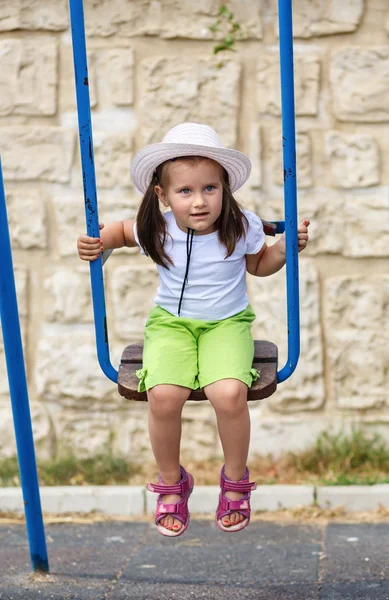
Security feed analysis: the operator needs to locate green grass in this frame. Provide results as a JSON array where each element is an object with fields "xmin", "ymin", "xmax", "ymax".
[
  {"xmin": 287, "ymin": 428, "xmax": 389, "ymax": 486},
  {"xmin": 1, "ymin": 428, "xmax": 389, "ymax": 487},
  {"xmin": 0, "ymin": 454, "xmax": 142, "ymax": 487}
]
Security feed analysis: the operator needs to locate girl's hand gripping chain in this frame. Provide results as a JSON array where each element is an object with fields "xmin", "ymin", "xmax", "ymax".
[{"xmin": 77, "ymin": 223, "xmax": 105, "ymax": 261}]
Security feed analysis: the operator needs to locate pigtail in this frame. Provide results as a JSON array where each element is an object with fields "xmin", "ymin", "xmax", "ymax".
[
  {"xmin": 136, "ymin": 178, "xmax": 173, "ymax": 269},
  {"xmin": 217, "ymin": 169, "xmax": 248, "ymax": 258}
]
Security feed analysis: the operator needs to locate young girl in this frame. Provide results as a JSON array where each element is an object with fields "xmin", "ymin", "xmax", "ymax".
[{"xmin": 77, "ymin": 122, "xmax": 310, "ymax": 537}]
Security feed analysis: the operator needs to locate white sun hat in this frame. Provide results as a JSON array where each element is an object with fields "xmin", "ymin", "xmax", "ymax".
[{"xmin": 130, "ymin": 122, "xmax": 251, "ymax": 194}]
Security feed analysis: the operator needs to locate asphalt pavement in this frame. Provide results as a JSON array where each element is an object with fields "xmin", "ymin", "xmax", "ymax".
[{"xmin": 1, "ymin": 519, "xmax": 388, "ymax": 599}]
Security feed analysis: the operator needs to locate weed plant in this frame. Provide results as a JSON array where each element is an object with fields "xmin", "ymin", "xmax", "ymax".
[{"xmin": 1, "ymin": 428, "xmax": 389, "ymax": 486}]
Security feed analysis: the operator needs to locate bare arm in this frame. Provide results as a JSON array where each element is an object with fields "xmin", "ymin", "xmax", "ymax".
[
  {"xmin": 77, "ymin": 219, "xmax": 138, "ymax": 261},
  {"xmin": 246, "ymin": 219, "xmax": 310, "ymax": 277},
  {"xmin": 100, "ymin": 219, "xmax": 138, "ymax": 249},
  {"xmin": 246, "ymin": 241, "xmax": 287, "ymax": 277}
]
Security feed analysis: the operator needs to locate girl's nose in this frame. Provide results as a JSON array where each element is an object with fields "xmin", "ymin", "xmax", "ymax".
[{"xmin": 193, "ymin": 194, "xmax": 206, "ymax": 207}]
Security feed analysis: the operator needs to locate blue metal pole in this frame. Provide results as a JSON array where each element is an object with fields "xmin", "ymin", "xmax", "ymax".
[
  {"xmin": 68, "ymin": 0, "xmax": 118, "ymax": 383},
  {"xmin": 0, "ymin": 159, "xmax": 49, "ymax": 572},
  {"xmin": 277, "ymin": 0, "xmax": 300, "ymax": 383}
]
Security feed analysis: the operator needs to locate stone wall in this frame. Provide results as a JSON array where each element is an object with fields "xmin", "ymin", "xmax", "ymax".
[{"xmin": 0, "ymin": 0, "xmax": 389, "ymax": 463}]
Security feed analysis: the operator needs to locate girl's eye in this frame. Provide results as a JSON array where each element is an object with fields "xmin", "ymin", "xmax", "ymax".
[
  {"xmin": 180, "ymin": 188, "xmax": 191, "ymax": 194},
  {"xmin": 205, "ymin": 185, "xmax": 215, "ymax": 192}
]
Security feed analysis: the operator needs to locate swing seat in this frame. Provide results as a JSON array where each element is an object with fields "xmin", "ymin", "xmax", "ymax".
[{"xmin": 118, "ymin": 340, "xmax": 277, "ymax": 401}]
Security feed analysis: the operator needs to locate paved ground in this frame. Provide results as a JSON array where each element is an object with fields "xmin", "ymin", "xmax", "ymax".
[{"xmin": 1, "ymin": 519, "xmax": 388, "ymax": 599}]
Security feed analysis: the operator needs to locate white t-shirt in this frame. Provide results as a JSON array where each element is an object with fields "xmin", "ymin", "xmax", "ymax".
[{"xmin": 133, "ymin": 210, "xmax": 265, "ymax": 321}]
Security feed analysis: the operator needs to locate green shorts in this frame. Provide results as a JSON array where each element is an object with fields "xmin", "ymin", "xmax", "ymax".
[{"xmin": 136, "ymin": 304, "xmax": 259, "ymax": 392}]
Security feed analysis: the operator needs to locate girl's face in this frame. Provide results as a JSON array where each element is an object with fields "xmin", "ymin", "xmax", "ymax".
[{"xmin": 155, "ymin": 159, "xmax": 223, "ymax": 235}]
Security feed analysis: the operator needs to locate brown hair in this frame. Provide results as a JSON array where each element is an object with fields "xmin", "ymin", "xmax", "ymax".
[{"xmin": 136, "ymin": 156, "xmax": 248, "ymax": 268}]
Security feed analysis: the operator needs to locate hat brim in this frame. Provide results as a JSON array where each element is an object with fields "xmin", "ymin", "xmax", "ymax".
[{"xmin": 130, "ymin": 142, "xmax": 251, "ymax": 194}]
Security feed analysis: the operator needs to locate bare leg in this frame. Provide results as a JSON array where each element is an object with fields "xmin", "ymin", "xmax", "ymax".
[
  {"xmin": 147, "ymin": 384, "xmax": 191, "ymax": 532},
  {"xmin": 204, "ymin": 378, "xmax": 250, "ymax": 527}
]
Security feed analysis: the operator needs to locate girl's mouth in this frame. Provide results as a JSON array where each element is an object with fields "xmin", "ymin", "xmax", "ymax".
[{"xmin": 191, "ymin": 212, "xmax": 208, "ymax": 218}]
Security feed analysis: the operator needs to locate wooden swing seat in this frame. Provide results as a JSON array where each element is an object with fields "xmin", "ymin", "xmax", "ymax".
[{"xmin": 118, "ymin": 340, "xmax": 278, "ymax": 401}]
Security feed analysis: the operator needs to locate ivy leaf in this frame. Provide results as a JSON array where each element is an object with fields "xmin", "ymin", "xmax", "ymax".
[
  {"xmin": 213, "ymin": 42, "xmax": 236, "ymax": 54},
  {"xmin": 210, "ymin": 4, "xmax": 242, "ymax": 56},
  {"xmin": 219, "ymin": 5, "xmax": 230, "ymax": 17},
  {"xmin": 224, "ymin": 34, "xmax": 234, "ymax": 47}
]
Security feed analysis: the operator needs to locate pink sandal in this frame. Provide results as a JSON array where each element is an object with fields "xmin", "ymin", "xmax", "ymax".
[
  {"xmin": 216, "ymin": 465, "xmax": 257, "ymax": 532},
  {"xmin": 147, "ymin": 465, "xmax": 194, "ymax": 537}
]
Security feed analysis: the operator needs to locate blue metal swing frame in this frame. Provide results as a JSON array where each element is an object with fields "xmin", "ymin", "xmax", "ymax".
[
  {"xmin": 0, "ymin": 1, "xmax": 299, "ymax": 571},
  {"xmin": 69, "ymin": 0, "xmax": 300, "ymax": 385},
  {"xmin": 0, "ymin": 162, "xmax": 49, "ymax": 572}
]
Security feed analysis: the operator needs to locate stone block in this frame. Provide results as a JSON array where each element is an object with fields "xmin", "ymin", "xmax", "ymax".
[
  {"xmin": 0, "ymin": 1, "xmax": 20, "ymax": 31},
  {"xmin": 248, "ymin": 413, "xmax": 331, "ymax": 458},
  {"xmin": 72, "ymin": 132, "xmax": 132, "ymax": 189},
  {"xmin": 139, "ymin": 57, "xmax": 241, "ymax": 147},
  {"xmin": 13, "ymin": 266, "xmax": 29, "ymax": 319},
  {"xmin": 96, "ymin": 486, "xmax": 145, "ymax": 516},
  {"xmin": 97, "ymin": 49, "xmax": 135, "ymax": 106},
  {"xmin": 62, "ymin": 47, "xmax": 134, "ymax": 112},
  {"xmin": 0, "ymin": 347, "xmax": 6, "ymax": 400},
  {"xmin": 0, "ymin": 486, "xmax": 146, "ymax": 515},
  {"xmin": 288, "ymin": 0, "xmax": 364, "ymax": 38},
  {"xmin": 270, "ymin": 128, "xmax": 313, "ymax": 188},
  {"xmin": 251, "ymin": 486, "xmax": 314, "ymax": 511},
  {"xmin": 110, "ymin": 265, "xmax": 158, "ymax": 340},
  {"xmin": 344, "ymin": 188, "xmax": 389, "ymax": 257},
  {"xmin": 44, "ymin": 266, "xmax": 93, "ymax": 324},
  {"xmin": 85, "ymin": 0, "xmax": 261, "ymax": 40},
  {"xmin": 258, "ymin": 52, "xmax": 320, "ymax": 117},
  {"xmin": 256, "ymin": 188, "xmax": 344, "ymax": 257},
  {"xmin": 0, "ymin": 265, "xmax": 29, "ymax": 402},
  {"xmin": 0, "ymin": 488, "xmax": 23, "ymax": 512},
  {"xmin": 248, "ymin": 124, "xmax": 262, "ymax": 189},
  {"xmin": 317, "ymin": 485, "xmax": 389, "ymax": 511},
  {"xmin": 85, "ymin": 51, "xmax": 98, "ymax": 108},
  {"xmin": 299, "ymin": 190, "xmax": 344, "ymax": 256},
  {"xmin": 110, "ymin": 407, "xmax": 150, "ymax": 459},
  {"xmin": 0, "ymin": 128, "xmax": 74, "ymax": 183},
  {"xmin": 6, "ymin": 190, "xmax": 47, "ymax": 250},
  {"xmin": 52, "ymin": 196, "xmax": 138, "ymax": 258},
  {"xmin": 188, "ymin": 486, "xmax": 220, "ymax": 514},
  {"xmin": 0, "ymin": 38, "xmax": 57, "ymax": 116},
  {"xmin": 54, "ymin": 487, "xmax": 99, "ymax": 514},
  {"xmin": 84, "ymin": 0, "xmax": 161, "ymax": 37},
  {"xmin": 0, "ymin": 0, "xmax": 68, "ymax": 31},
  {"xmin": 325, "ymin": 131, "xmax": 380, "ymax": 188},
  {"xmin": 250, "ymin": 260, "xmax": 325, "ymax": 413},
  {"xmin": 160, "ymin": 0, "xmax": 262, "ymax": 40},
  {"xmin": 181, "ymin": 404, "xmax": 218, "ymax": 459},
  {"xmin": 330, "ymin": 47, "xmax": 389, "ymax": 122},
  {"xmin": 52, "ymin": 406, "xmax": 147, "ymax": 458},
  {"xmin": 325, "ymin": 275, "xmax": 389, "ymax": 410},
  {"xmin": 325, "ymin": 275, "xmax": 389, "ymax": 333},
  {"xmin": 60, "ymin": 46, "xmax": 97, "ymax": 112},
  {"xmin": 0, "ymin": 400, "xmax": 51, "ymax": 460},
  {"xmin": 35, "ymin": 326, "xmax": 118, "ymax": 406},
  {"xmin": 38, "ymin": 487, "xmax": 63, "ymax": 514},
  {"xmin": 332, "ymin": 332, "xmax": 388, "ymax": 410},
  {"xmin": 95, "ymin": 132, "xmax": 133, "ymax": 188}
]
